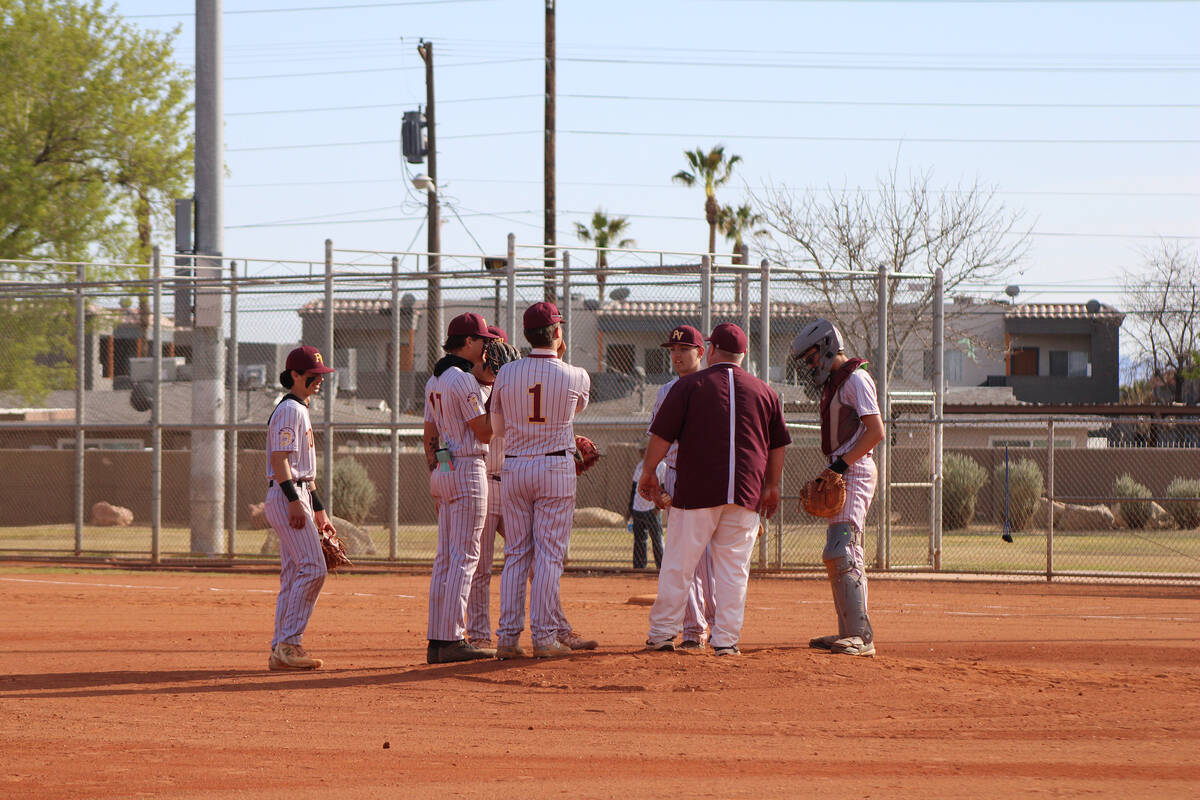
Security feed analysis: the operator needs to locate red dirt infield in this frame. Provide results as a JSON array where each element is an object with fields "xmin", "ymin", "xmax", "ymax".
[{"xmin": 1, "ymin": 567, "xmax": 1198, "ymax": 799}]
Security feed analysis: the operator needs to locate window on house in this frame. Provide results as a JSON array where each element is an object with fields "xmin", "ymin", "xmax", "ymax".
[
  {"xmin": 1049, "ymin": 350, "xmax": 1090, "ymax": 377},
  {"xmin": 606, "ymin": 344, "xmax": 635, "ymax": 374},
  {"xmin": 923, "ymin": 349, "xmax": 965, "ymax": 383},
  {"xmin": 644, "ymin": 348, "xmax": 670, "ymax": 376}
]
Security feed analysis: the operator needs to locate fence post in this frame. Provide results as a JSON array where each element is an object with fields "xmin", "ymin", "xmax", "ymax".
[
  {"xmin": 389, "ymin": 256, "xmax": 400, "ymax": 560},
  {"xmin": 151, "ymin": 249, "xmax": 162, "ymax": 563},
  {"xmin": 323, "ymin": 239, "xmax": 334, "ymax": 508},
  {"xmin": 74, "ymin": 263, "xmax": 85, "ymax": 556},
  {"xmin": 758, "ymin": 257, "xmax": 770, "ymax": 383},
  {"xmin": 562, "ymin": 250, "xmax": 573, "ymax": 363},
  {"xmin": 932, "ymin": 268, "xmax": 944, "ymax": 570},
  {"xmin": 875, "ymin": 265, "xmax": 890, "ymax": 569},
  {"xmin": 700, "ymin": 255, "xmax": 712, "ymax": 337},
  {"xmin": 506, "ymin": 233, "xmax": 517, "ymax": 337},
  {"xmin": 1047, "ymin": 418, "xmax": 1055, "ymax": 582},
  {"xmin": 226, "ymin": 260, "xmax": 238, "ymax": 558}
]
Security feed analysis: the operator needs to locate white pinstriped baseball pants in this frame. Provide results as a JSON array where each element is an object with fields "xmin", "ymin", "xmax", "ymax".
[
  {"xmin": 496, "ymin": 454, "xmax": 576, "ymax": 648},
  {"xmin": 665, "ymin": 467, "xmax": 716, "ymax": 640},
  {"xmin": 465, "ymin": 475, "xmax": 503, "ymax": 642},
  {"xmin": 647, "ymin": 503, "xmax": 759, "ymax": 649},
  {"xmin": 264, "ymin": 483, "xmax": 327, "ymax": 648},
  {"xmin": 427, "ymin": 456, "xmax": 487, "ymax": 641}
]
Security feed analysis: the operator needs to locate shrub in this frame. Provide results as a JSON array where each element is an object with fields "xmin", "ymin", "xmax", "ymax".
[
  {"xmin": 943, "ymin": 452, "xmax": 988, "ymax": 530},
  {"xmin": 1165, "ymin": 477, "xmax": 1200, "ymax": 530},
  {"xmin": 330, "ymin": 457, "xmax": 379, "ymax": 525},
  {"xmin": 994, "ymin": 457, "xmax": 1043, "ymax": 531},
  {"xmin": 1113, "ymin": 473, "xmax": 1153, "ymax": 530}
]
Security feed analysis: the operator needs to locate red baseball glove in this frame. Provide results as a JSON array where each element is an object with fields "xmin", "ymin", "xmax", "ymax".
[
  {"xmin": 799, "ymin": 469, "xmax": 847, "ymax": 518},
  {"xmin": 573, "ymin": 435, "xmax": 600, "ymax": 475},
  {"xmin": 319, "ymin": 530, "xmax": 353, "ymax": 571}
]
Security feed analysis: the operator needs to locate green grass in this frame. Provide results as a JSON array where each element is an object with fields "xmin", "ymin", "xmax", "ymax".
[{"xmin": 2, "ymin": 522, "xmax": 1199, "ymax": 576}]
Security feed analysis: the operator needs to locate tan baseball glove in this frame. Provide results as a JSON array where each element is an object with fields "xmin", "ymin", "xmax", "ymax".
[
  {"xmin": 573, "ymin": 435, "xmax": 600, "ymax": 475},
  {"xmin": 799, "ymin": 469, "xmax": 847, "ymax": 518},
  {"xmin": 319, "ymin": 530, "xmax": 353, "ymax": 571}
]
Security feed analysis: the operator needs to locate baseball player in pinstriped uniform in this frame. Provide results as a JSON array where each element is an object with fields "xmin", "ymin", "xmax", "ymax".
[
  {"xmin": 464, "ymin": 336, "xmax": 520, "ymax": 647},
  {"xmin": 790, "ymin": 319, "xmax": 885, "ymax": 658},
  {"xmin": 265, "ymin": 346, "xmax": 336, "ymax": 671},
  {"xmin": 492, "ymin": 301, "xmax": 594, "ymax": 659},
  {"xmin": 640, "ymin": 323, "xmax": 790, "ymax": 656},
  {"xmin": 422, "ymin": 312, "xmax": 499, "ymax": 664},
  {"xmin": 648, "ymin": 324, "xmax": 715, "ymax": 650}
]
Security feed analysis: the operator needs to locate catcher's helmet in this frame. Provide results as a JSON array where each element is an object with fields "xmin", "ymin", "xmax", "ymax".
[{"xmin": 790, "ymin": 319, "xmax": 843, "ymax": 389}]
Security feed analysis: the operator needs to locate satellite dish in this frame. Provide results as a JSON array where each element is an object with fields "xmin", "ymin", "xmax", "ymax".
[
  {"xmin": 1004, "ymin": 285, "xmax": 1020, "ymax": 300},
  {"xmin": 1085, "ymin": 299, "xmax": 1101, "ymax": 314},
  {"xmin": 609, "ymin": 287, "xmax": 631, "ymax": 301}
]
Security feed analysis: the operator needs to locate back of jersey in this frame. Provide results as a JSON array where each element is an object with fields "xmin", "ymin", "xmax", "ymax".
[
  {"xmin": 493, "ymin": 355, "xmax": 589, "ymax": 456},
  {"xmin": 424, "ymin": 368, "xmax": 488, "ymax": 457}
]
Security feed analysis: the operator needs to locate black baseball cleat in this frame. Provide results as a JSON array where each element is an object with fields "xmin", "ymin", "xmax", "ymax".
[{"xmin": 427, "ymin": 639, "xmax": 496, "ymax": 664}]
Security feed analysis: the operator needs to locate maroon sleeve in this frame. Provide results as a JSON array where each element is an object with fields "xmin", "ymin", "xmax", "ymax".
[{"xmin": 648, "ymin": 378, "xmax": 686, "ymax": 443}]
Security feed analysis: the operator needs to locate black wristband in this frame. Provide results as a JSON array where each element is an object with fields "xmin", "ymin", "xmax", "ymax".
[
  {"xmin": 278, "ymin": 479, "xmax": 300, "ymax": 502},
  {"xmin": 829, "ymin": 457, "xmax": 849, "ymax": 475},
  {"xmin": 309, "ymin": 489, "xmax": 324, "ymax": 513}
]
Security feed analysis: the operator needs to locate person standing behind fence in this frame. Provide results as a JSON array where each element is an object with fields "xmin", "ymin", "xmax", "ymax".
[
  {"xmin": 628, "ymin": 452, "xmax": 666, "ymax": 568},
  {"xmin": 422, "ymin": 312, "xmax": 499, "ymax": 664},
  {"xmin": 492, "ymin": 301, "xmax": 592, "ymax": 659},
  {"xmin": 648, "ymin": 324, "xmax": 714, "ymax": 649},
  {"xmin": 790, "ymin": 319, "xmax": 884, "ymax": 657},
  {"xmin": 640, "ymin": 323, "xmax": 790, "ymax": 656},
  {"xmin": 264, "ymin": 345, "xmax": 336, "ymax": 671}
]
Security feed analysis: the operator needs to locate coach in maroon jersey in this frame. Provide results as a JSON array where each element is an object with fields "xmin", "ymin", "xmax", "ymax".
[{"xmin": 639, "ymin": 323, "xmax": 790, "ymax": 656}]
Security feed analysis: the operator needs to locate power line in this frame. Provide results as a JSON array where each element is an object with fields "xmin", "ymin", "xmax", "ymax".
[
  {"xmin": 566, "ymin": 130, "xmax": 1200, "ymax": 145},
  {"xmin": 560, "ymin": 56, "xmax": 1200, "ymax": 74},
  {"xmin": 563, "ymin": 93, "xmax": 1200, "ymax": 110},
  {"xmin": 128, "ymin": 1, "xmax": 489, "ymax": 19},
  {"xmin": 227, "ymin": 57, "xmax": 536, "ymax": 81}
]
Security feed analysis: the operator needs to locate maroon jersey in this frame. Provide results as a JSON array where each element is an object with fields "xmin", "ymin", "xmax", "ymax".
[{"xmin": 649, "ymin": 362, "xmax": 791, "ymax": 511}]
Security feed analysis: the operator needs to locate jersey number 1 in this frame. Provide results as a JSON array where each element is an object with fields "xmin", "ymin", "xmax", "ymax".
[{"xmin": 527, "ymin": 384, "xmax": 547, "ymax": 424}]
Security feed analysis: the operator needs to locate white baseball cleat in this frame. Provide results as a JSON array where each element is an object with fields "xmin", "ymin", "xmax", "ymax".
[
  {"xmin": 532, "ymin": 640, "xmax": 572, "ymax": 658},
  {"xmin": 830, "ymin": 636, "xmax": 876, "ymax": 657},
  {"xmin": 559, "ymin": 630, "xmax": 598, "ymax": 650},
  {"xmin": 269, "ymin": 643, "xmax": 323, "ymax": 671}
]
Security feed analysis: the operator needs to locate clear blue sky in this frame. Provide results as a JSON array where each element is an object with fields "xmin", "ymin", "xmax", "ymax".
[{"xmin": 114, "ymin": 0, "xmax": 1198, "ymax": 314}]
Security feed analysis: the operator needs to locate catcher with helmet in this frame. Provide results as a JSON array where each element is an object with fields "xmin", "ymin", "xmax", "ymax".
[{"xmin": 790, "ymin": 319, "xmax": 885, "ymax": 658}]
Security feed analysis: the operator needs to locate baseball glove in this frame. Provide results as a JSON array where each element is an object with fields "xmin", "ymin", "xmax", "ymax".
[
  {"xmin": 799, "ymin": 469, "xmax": 847, "ymax": 518},
  {"xmin": 484, "ymin": 339, "xmax": 520, "ymax": 374},
  {"xmin": 573, "ymin": 435, "xmax": 600, "ymax": 475},
  {"xmin": 319, "ymin": 530, "xmax": 353, "ymax": 571}
]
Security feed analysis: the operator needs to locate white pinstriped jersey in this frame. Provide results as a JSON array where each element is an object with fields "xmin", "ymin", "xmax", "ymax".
[
  {"xmin": 266, "ymin": 395, "xmax": 316, "ymax": 480},
  {"xmin": 491, "ymin": 350, "xmax": 590, "ymax": 455},
  {"xmin": 424, "ymin": 367, "xmax": 489, "ymax": 458},
  {"xmin": 648, "ymin": 378, "xmax": 680, "ymax": 469},
  {"xmin": 829, "ymin": 371, "xmax": 880, "ymax": 460},
  {"xmin": 478, "ymin": 383, "xmax": 505, "ymax": 474}
]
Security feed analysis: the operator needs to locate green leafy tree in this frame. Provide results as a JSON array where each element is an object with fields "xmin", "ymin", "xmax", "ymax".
[
  {"xmin": 0, "ymin": 0, "xmax": 193, "ymax": 401},
  {"xmin": 573, "ymin": 209, "xmax": 634, "ymax": 303},
  {"xmin": 672, "ymin": 145, "xmax": 742, "ymax": 259}
]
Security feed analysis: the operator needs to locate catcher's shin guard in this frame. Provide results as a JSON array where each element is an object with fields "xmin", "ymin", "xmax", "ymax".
[{"xmin": 822, "ymin": 522, "xmax": 873, "ymax": 644}]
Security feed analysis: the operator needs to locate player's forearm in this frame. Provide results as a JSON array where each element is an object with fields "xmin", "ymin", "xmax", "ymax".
[
  {"xmin": 642, "ymin": 435, "xmax": 670, "ymax": 472},
  {"xmin": 764, "ymin": 446, "xmax": 785, "ymax": 488},
  {"xmin": 840, "ymin": 414, "xmax": 884, "ymax": 466},
  {"xmin": 423, "ymin": 421, "xmax": 440, "ymax": 467}
]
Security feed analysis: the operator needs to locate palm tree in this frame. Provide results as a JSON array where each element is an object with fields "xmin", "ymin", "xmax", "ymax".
[
  {"xmin": 671, "ymin": 145, "xmax": 742, "ymax": 259},
  {"xmin": 718, "ymin": 203, "xmax": 767, "ymax": 303},
  {"xmin": 574, "ymin": 209, "xmax": 635, "ymax": 303},
  {"xmin": 718, "ymin": 203, "xmax": 766, "ymax": 264}
]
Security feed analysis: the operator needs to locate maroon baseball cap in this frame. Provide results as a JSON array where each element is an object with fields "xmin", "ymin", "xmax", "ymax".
[
  {"xmin": 285, "ymin": 345, "xmax": 335, "ymax": 374},
  {"xmin": 447, "ymin": 312, "xmax": 498, "ymax": 338},
  {"xmin": 706, "ymin": 322, "xmax": 748, "ymax": 354},
  {"xmin": 523, "ymin": 301, "xmax": 563, "ymax": 329},
  {"xmin": 487, "ymin": 325, "xmax": 508, "ymax": 342},
  {"xmin": 661, "ymin": 324, "xmax": 704, "ymax": 349}
]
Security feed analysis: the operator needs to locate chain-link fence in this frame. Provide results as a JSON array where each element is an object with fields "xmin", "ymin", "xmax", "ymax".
[{"xmin": 2, "ymin": 244, "xmax": 1198, "ymax": 581}]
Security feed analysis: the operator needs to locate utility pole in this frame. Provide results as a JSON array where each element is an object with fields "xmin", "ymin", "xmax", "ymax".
[
  {"xmin": 192, "ymin": 0, "xmax": 225, "ymax": 554},
  {"xmin": 543, "ymin": 1, "xmax": 557, "ymax": 303},
  {"xmin": 418, "ymin": 40, "xmax": 441, "ymax": 370}
]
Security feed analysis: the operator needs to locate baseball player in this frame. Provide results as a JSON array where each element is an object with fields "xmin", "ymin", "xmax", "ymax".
[
  {"xmin": 423, "ymin": 312, "xmax": 499, "ymax": 664},
  {"xmin": 464, "ymin": 339, "xmax": 520, "ymax": 647},
  {"xmin": 648, "ymin": 324, "xmax": 714, "ymax": 649},
  {"xmin": 640, "ymin": 323, "xmax": 790, "ymax": 656},
  {"xmin": 265, "ymin": 345, "xmax": 336, "ymax": 671},
  {"xmin": 790, "ymin": 319, "xmax": 885, "ymax": 657},
  {"xmin": 492, "ymin": 301, "xmax": 593, "ymax": 659}
]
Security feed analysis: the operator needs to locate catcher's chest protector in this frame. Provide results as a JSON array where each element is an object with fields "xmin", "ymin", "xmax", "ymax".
[{"xmin": 820, "ymin": 359, "xmax": 868, "ymax": 455}]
